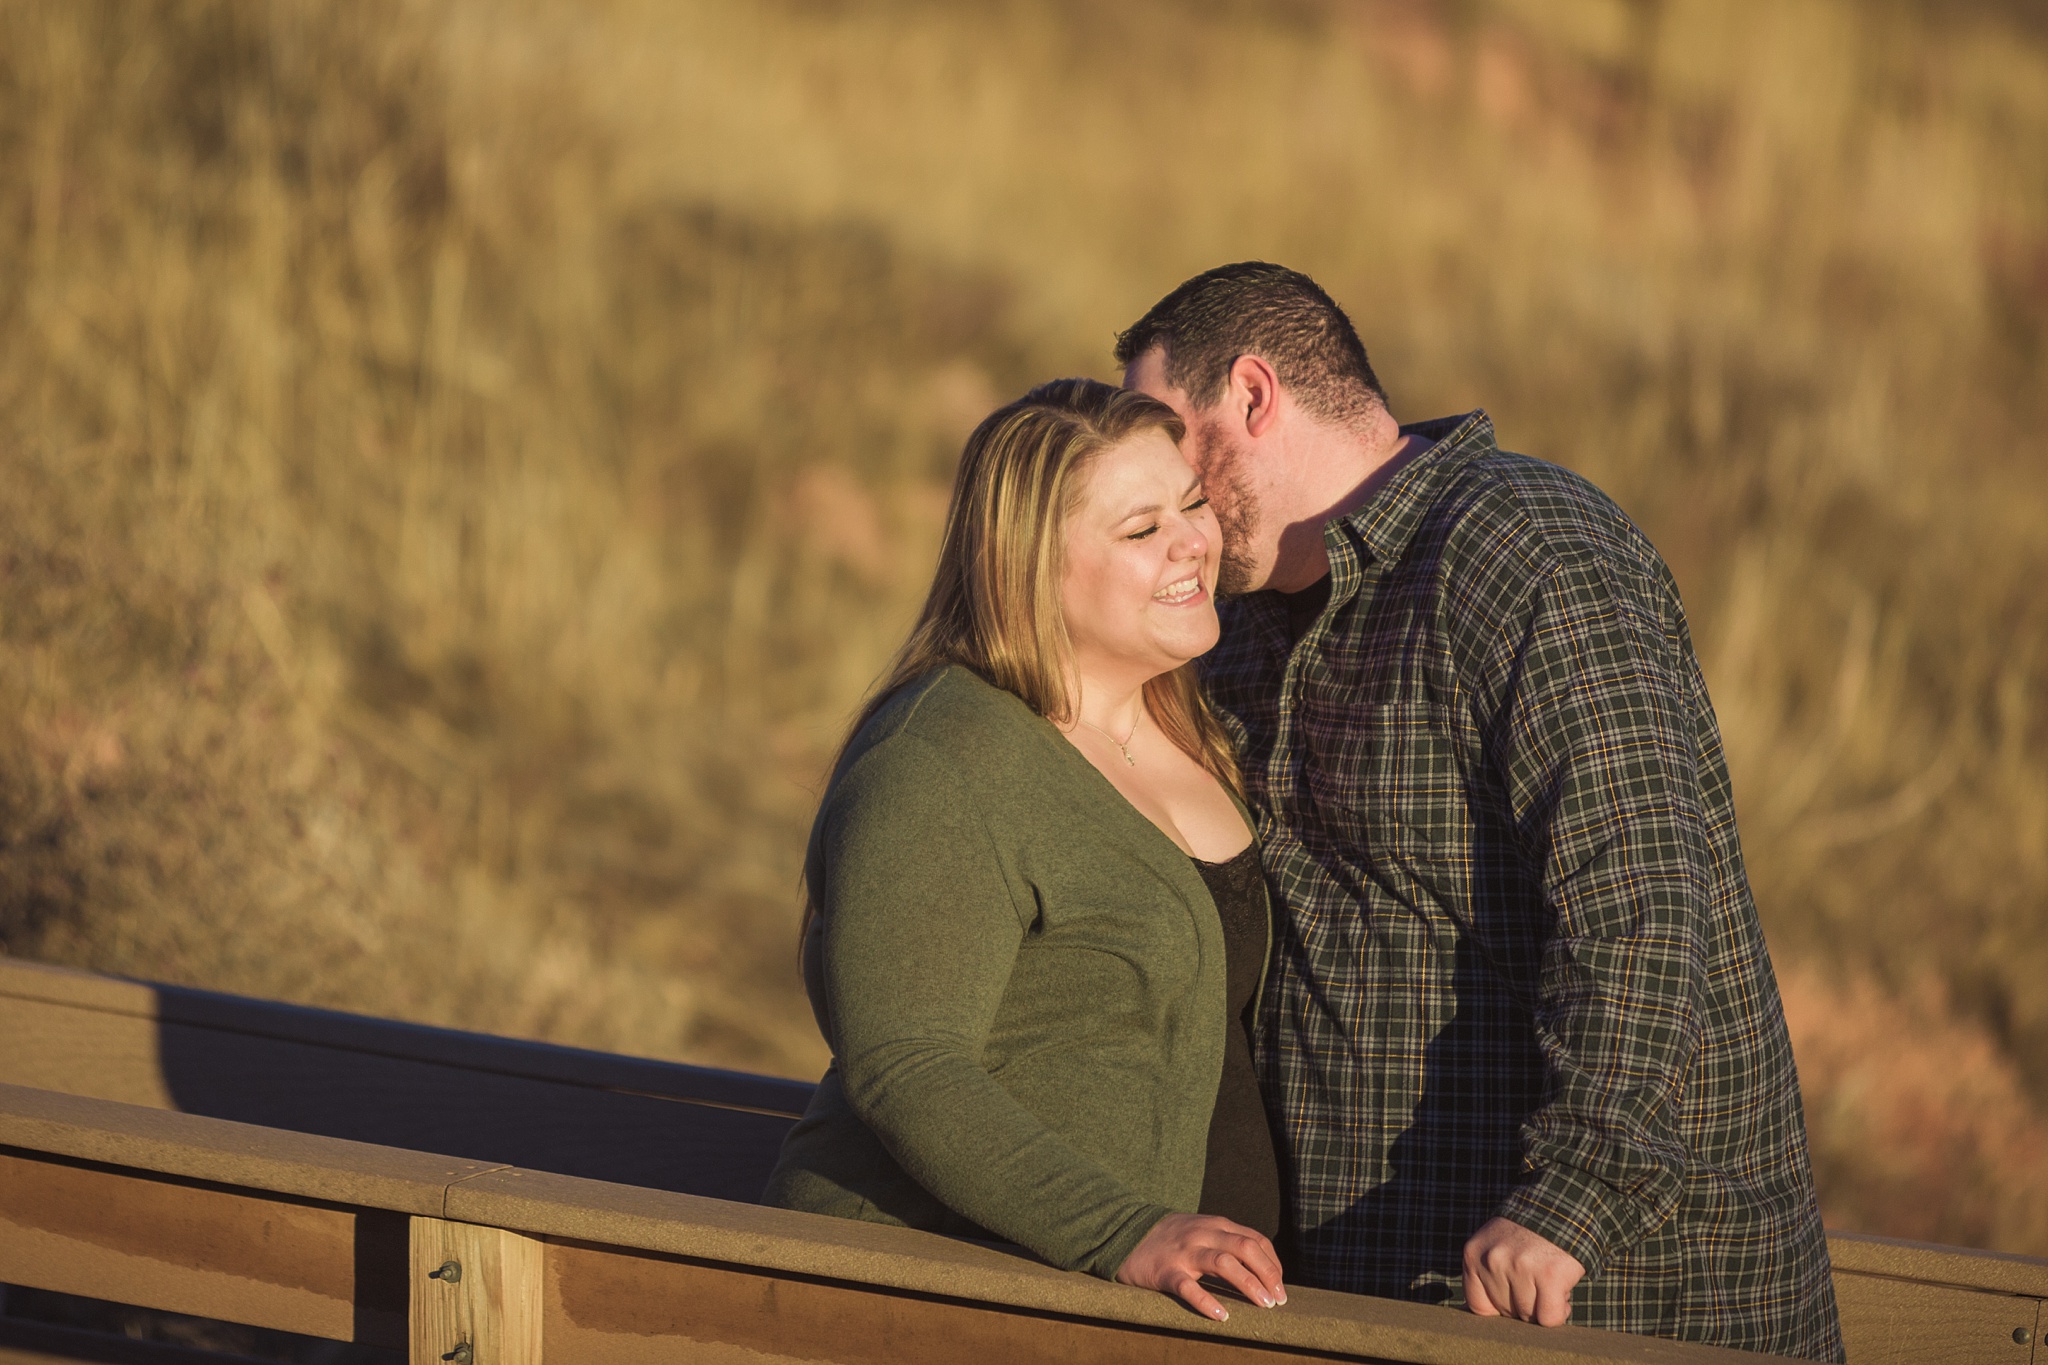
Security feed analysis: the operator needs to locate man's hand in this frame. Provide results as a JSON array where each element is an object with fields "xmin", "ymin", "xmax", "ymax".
[
  {"xmin": 1116, "ymin": 1213, "xmax": 1287, "ymax": 1322},
  {"xmin": 1462, "ymin": 1217, "xmax": 1585, "ymax": 1326}
]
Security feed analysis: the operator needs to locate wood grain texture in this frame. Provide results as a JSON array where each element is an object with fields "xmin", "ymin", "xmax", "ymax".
[
  {"xmin": 1830, "ymin": 1233, "xmax": 2048, "ymax": 1300},
  {"xmin": 0, "ymin": 961, "xmax": 801, "ymax": 1203},
  {"xmin": 446, "ymin": 1169, "xmax": 1781, "ymax": 1365},
  {"xmin": 0, "ymin": 996, "xmax": 176, "ymax": 1109},
  {"xmin": 410, "ymin": 1219, "xmax": 542, "ymax": 1365},
  {"xmin": 541, "ymin": 1237, "xmax": 1342, "ymax": 1365},
  {"xmin": 0, "ymin": 1150, "xmax": 405, "ymax": 1346},
  {"xmin": 0, "ymin": 1083, "xmax": 500, "ymax": 1216},
  {"xmin": 1832, "ymin": 1272, "xmax": 2038, "ymax": 1365},
  {"xmin": 0, "ymin": 957, "xmax": 812, "ymax": 1115}
]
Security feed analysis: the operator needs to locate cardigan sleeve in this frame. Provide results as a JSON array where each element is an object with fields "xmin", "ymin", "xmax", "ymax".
[{"xmin": 816, "ymin": 732, "xmax": 1175, "ymax": 1278}]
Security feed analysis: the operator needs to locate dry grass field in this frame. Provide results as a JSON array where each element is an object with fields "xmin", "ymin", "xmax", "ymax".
[{"xmin": 2, "ymin": 0, "xmax": 2045, "ymax": 1251}]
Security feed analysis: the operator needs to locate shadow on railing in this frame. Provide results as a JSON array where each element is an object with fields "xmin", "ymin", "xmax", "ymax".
[{"xmin": 0, "ymin": 953, "xmax": 807, "ymax": 1203}]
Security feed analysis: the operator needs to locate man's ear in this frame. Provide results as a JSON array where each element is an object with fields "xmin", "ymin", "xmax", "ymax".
[{"xmin": 1228, "ymin": 354, "xmax": 1284, "ymax": 438}]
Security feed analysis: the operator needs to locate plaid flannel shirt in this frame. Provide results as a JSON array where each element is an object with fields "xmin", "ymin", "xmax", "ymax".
[{"xmin": 1204, "ymin": 411, "xmax": 1842, "ymax": 1358}]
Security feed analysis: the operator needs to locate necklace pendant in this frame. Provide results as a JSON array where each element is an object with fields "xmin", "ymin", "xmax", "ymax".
[{"xmin": 1075, "ymin": 714, "xmax": 1140, "ymax": 765}]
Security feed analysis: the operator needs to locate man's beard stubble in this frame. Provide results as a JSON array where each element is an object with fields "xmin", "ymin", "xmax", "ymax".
[{"xmin": 1189, "ymin": 419, "xmax": 1261, "ymax": 597}]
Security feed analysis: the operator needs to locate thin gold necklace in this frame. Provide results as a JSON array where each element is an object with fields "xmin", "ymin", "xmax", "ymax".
[{"xmin": 1075, "ymin": 713, "xmax": 1139, "ymax": 766}]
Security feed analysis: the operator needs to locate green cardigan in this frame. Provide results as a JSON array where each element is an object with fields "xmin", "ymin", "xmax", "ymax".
[{"xmin": 762, "ymin": 665, "xmax": 1255, "ymax": 1278}]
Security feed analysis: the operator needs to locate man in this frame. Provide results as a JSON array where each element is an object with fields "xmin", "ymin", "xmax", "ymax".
[{"xmin": 1117, "ymin": 262, "xmax": 1842, "ymax": 1359}]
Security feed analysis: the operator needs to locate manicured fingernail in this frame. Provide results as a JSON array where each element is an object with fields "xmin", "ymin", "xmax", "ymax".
[
  {"xmin": 1260, "ymin": 1295, "xmax": 1275, "ymax": 1308},
  {"xmin": 1216, "ymin": 1308, "xmax": 1229, "ymax": 1321}
]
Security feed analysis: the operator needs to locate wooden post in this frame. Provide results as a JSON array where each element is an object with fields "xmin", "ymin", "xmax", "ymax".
[{"xmin": 410, "ymin": 1217, "xmax": 542, "ymax": 1365}]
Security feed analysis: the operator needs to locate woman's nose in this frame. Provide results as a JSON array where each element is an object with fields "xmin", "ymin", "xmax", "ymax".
[{"xmin": 1170, "ymin": 517, "xmax": 1210, "ymax": 560}]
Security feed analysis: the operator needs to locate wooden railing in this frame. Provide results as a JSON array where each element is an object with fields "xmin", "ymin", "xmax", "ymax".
[{"xmin": 0, "ymin": 956, "xmax": 2042, "ymax": 1364}]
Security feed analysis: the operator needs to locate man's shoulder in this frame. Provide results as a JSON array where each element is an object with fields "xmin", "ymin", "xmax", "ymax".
[{"xmin": 1417, "ymin": 444, "xmax": 1662, "ymax": 585}]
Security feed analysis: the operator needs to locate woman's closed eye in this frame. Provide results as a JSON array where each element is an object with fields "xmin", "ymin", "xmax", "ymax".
[{"xmin": 1125, "ymin": 496, "xmax": 1208, "ymax": 541}]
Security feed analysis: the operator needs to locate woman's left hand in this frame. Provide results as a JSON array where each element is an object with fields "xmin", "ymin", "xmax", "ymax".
[{"xmin": 1114, "ymin": 1213, "xmax": 1288, "ymax": 1321}]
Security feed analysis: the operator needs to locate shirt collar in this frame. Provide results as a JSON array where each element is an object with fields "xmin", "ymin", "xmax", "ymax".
[
  {"xmin": 1219, "ymin": 410, "xmax": 1498, "ymax": 649},
  {"xmin": 1326, "ymin": 409, "xmax": 1497, "ymax": 574}
]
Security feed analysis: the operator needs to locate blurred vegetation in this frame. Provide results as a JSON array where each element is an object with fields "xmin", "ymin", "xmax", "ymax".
[{"xmin": 1, "ymin": 0, "xmax": 2045, "ymax": 1250}]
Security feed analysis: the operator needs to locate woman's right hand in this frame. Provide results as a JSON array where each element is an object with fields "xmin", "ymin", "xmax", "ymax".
[{"xmin": 1115, "ymin": 1213, "xmax": 1287, "ymax": 1321}]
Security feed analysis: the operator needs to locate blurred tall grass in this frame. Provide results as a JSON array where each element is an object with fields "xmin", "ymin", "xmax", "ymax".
[{"xmin": 1, "ymin": 0, "xmax": 2044, "ymax": 1249}]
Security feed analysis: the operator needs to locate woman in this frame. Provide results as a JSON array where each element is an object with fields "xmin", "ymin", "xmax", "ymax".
[{"xmin": 763, "ymin": 378, "xmax": 1285, "ymax": 1321}]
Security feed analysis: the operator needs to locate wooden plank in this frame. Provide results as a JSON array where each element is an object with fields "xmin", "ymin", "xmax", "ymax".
[
  {"xmin": 410, "ymin": 1218, "xmax": 542, "ymax": 1365},
  {"xmin": 143, "ymin": 1015, "xmax": 789, "ymax": 1202},
  {"xmin": 0, "ymin": 1150, "xmax": 406, "ymax": 1347},
  {"xmin": 1832, "ymin": 1270, "xmax": 2038, "ymax": 1365},
  {"xmin": 0, "ymin": 957, "xmax": 812, "ymax": 1115},
  {"xmin": 0, "ymin": 964, "xmax": 802, "ymax": 1203},
  {"xmin": 0, "ymin": 1083, "xmax": 502, "ymax": 1216},
  {"xmin": 1829, "ymin": 1232, "xmax": 2048, "ymax": 1300},
  {"xmin": 539, "ymin": 1237, "xmax": 1348, "ymax": 1365},
  {"xmin": 0, "ymin": 994, "xmax": 176, "ymax": 1110}
]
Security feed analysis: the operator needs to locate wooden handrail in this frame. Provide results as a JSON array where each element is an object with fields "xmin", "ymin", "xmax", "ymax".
[
  {"xmin": 1825, "ymin": 1231, "xmax": 2048, "ymax": 1300},
  {"xmin": 2, "ymin": 956, "xmax": 2045, "ymax": 1363},
  {"xmin": 0, "ymin": 1082, "xmax": 1784, "ymax": 1364}
]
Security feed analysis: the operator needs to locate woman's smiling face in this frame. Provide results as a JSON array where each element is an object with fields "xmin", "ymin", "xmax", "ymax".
[{"xmin": 1059, "ymin": 427, "xmax": 1222, "ymax": 688}]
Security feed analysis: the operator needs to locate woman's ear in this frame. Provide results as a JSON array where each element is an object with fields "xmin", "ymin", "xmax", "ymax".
[{"xmin": 1229, "ymin": 354, "xmax": 1284, "ymax": 438}]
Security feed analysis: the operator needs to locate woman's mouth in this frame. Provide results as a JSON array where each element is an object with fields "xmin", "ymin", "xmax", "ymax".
[{"xmin": 1153, "ymin": 575, "xmax": 1205, "ymax": 606}]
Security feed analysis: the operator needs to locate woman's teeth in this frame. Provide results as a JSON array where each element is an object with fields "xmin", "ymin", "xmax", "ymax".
[{"xmin": 1153, "ymin": 576, "xmax": 1202, "ymax": 604}]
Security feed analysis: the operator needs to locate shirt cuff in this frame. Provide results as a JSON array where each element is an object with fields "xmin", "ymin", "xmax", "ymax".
[{"xmin": 1493, "ymin": 1164, "xmax": 1640, "ymax": 1280}]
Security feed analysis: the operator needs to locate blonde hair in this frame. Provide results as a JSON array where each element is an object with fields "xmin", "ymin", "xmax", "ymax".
[{"xmin": 801, "ymin": 378, "xmax": 1242, "ymax": 944}]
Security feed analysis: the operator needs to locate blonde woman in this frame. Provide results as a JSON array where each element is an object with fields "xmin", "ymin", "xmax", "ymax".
[{"xmin": 763, "ymin": 379, "xmax": 1286, "ymax": 1321}]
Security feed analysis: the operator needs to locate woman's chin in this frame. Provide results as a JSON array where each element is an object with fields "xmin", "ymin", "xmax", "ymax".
[{"xmin": 1153, "ymin": 620, "xmax": 1222, "ymax": 667}]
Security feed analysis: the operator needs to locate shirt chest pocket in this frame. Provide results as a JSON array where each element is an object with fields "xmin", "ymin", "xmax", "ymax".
[{"xmin": 1299, "ymin": 697, "xmax": 1471, "ymax": 856}]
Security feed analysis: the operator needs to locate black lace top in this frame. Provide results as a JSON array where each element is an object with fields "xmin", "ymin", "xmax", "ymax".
[{"xmin": 1190, "ymin": 841, "xmax": 1282, "ymax": 1239}]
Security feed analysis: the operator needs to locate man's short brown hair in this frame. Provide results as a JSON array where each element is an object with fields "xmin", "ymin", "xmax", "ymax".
[{"xmin": 1114, "ymin": 262, "xmax": 1386, "ymax": 424}]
